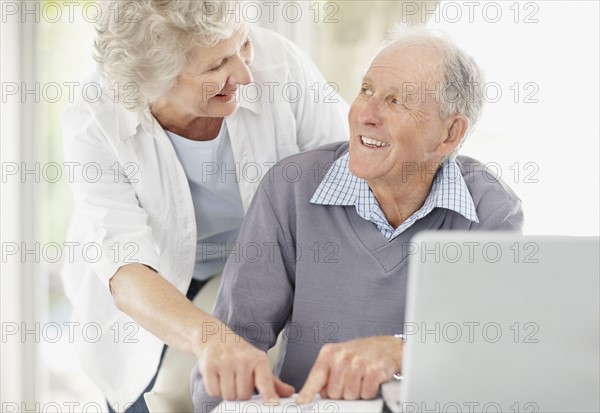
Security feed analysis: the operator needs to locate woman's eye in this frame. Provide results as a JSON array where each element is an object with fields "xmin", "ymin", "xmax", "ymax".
[{"xmin": 209, "ymin": 61, "xmax": 224, "ymax": 72}]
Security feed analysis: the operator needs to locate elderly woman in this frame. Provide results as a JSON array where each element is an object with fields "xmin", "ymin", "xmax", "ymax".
[
  {"xmin": 191, "ymin": 26, "xmax": 524, "ymax": 411},
  {"xmin": 61, "ymin": 1, "xmax": 347, "ymax": 411}
]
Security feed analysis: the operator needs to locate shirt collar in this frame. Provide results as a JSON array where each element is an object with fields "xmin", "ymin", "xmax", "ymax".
[
  {"xmin": 236, "ymin": 83, "xmax": 261, "ymax": 115},
  {"xmin": 310, "ymin": 152, "xmax": 479, "ymax": 227}
]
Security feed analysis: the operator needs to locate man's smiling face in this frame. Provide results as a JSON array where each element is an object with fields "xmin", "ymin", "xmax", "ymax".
[{"xmin": 348, "ymin": 42, "xmax": 453, "ymax": 186}]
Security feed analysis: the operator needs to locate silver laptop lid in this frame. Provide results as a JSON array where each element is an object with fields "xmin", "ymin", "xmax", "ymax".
[{"xmin": 400, "ymin": 232, "xmax": 599, "ymax": 413}]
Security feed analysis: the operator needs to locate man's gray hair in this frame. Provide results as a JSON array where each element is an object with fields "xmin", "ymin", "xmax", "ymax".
[
  {"xmin": 94, "ymin": 1, "xmax": 242, "ymax": 111},
  {"xmin": 378, "ymin": 25, "xmax": 486, "ymax": 159}
]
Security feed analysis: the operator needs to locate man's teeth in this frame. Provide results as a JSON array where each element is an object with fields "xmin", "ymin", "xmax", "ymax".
[{"xmin": 361, "ymin": 136, "xmax": 389, "ymax": 147}]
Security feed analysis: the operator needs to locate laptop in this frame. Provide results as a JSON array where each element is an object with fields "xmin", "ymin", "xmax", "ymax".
[{"xmin": 392, "ymin": 232, "xmax": 600, "ymax": 413}]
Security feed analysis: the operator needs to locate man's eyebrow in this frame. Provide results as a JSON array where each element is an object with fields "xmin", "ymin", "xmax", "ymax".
[{"xmin": 362, "ymin": 76, "xmax": 401, "ymax": 94}]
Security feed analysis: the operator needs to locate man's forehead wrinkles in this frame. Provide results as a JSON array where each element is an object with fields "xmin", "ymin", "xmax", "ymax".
[
  {"xmin": 365, "ymin": 66, "xmax": 428, "ymax": 89},
  {"xmin": 369, "ymin": 63, "xmax": 442, "ymax": 90}
]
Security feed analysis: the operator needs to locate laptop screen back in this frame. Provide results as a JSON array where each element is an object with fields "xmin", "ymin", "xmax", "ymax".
[{"xmin": 401, "ymin": 232, "xmax": 599, "ymax": 413}]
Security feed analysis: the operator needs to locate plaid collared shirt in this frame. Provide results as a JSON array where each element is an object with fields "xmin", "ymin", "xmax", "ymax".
[{"xmin": 310, "ymin": 153, "xmax": 479, "ymax": 241}]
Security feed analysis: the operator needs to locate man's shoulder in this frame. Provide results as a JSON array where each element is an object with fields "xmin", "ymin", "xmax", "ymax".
[
  {"xmin": 456, "ymin": 154, "xmax": 522, "ymax": 209},
  {"xmin": 259, "ymin": 141, "xmax": 348, "ymax": 196},
  {"xmin": 282, "ymin": 141, "xmax": 349, "ymax": 166}
]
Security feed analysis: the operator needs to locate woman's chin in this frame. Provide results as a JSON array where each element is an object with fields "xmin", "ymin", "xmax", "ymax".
[{"xmin": 203, "ymin": 98, "xmax": 239, "ymax": 118}]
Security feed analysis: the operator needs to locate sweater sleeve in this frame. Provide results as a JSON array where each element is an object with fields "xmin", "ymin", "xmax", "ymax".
[
  {"xmin": 470, "ymin": 176, "xmax": 525, "ymax": 232},
  {"xmin": 214, "ymin": 183, "xmax": 296, "ymax": 348},
  {"xmin": 459, "ymin": 156, "xmax": 525, "ymax": 233},
  {"xmin": 191, "ymin": 183, "xmax": 296, "ymax": 412},
  {"xmin": 475, "ymin": 197, "xmax": 525, "ymax": 232}
]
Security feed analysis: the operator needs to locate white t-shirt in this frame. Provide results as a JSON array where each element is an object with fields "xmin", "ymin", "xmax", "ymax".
[{"xmin": 166, "ymin": 123, "xmax": 244, "ymax": 280}]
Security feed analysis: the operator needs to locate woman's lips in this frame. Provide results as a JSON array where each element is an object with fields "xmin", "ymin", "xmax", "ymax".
[{"xmin": 214, "ymin": 89, "xmax": 237, "ymax": 102}]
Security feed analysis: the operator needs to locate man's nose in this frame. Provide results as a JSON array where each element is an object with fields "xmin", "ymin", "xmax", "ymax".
[{"xmin": 357, "ymin": 98, "xmax": 382, "ymax": 126}]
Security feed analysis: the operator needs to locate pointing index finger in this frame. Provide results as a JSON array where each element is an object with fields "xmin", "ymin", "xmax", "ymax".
[{"xmin": 254, "ymin": 359, "xmax": 279, "ymax": 402}]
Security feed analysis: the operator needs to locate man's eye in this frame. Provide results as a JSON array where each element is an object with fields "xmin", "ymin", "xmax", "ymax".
[
  {"xmin": 361, "ymin": 87, "xmax": 373, "ymax": 96},
  {"xmin": 242, "ymin": 39, "xmax": 251, "ymax": 49},
  {"xmin": 391, "ymin": 96, "xmax": 408, "ymax": 107}
]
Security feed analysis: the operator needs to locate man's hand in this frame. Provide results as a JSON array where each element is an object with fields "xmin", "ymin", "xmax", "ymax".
[
  {"xmin": 296, "ymin": 336, "xmax": 403, "ymax": 404},
  {"xmin": 195, "ymin": 324, "xmax": 294, "ymax": 401}
]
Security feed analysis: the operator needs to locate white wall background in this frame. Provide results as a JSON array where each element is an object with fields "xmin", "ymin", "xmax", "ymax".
[{"xmin": 426, "ymin": 1, "xmax": 599, "ymax": 236}]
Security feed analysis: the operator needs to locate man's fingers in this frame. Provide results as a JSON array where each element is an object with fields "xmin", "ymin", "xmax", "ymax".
[
  {"xmin": 253, "ymin": 360, "xmax": 279, "ymax": 402},
  {"xmin": 324, "ymin": 355, "xmax": 348, "ymax": 399},
  {"xmin": 319, "ymin": 386, "xmax": 329, "ymax": 400},
  {"xmin": 273, "ymin": 376, "xmax": 295, "ymax": 397},
  {"xmin": 360, "ymin": 368, "xmax": 388, "ymax": 400},
  {"xmin": 342, "ymin": 369, "xmax": 362, "ymax": 400},
  {"xmin": 297, "ymin": 362, "xmax": 330, "ymax": 404}
]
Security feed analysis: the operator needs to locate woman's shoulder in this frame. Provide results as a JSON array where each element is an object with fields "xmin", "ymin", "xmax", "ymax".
[
  {"xmin": 63, "ymin": 70, "xmax": 143, "ymax": 145},
  {"xmin": 68, "ymin": 71, "xmax": 133, "ymax": 110},
  {"xmin": 249, "ymin": 26, "xmax": 314, "ymax": 75}
]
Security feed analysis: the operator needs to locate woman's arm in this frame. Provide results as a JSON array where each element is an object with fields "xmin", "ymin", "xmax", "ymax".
[
  {"xmin": 110, "ymin": 263, "xmax": 212, "ymax": 356},
  {"xmin": 110, "ymin": 263, "xmax": 293, "ymax": 401}
]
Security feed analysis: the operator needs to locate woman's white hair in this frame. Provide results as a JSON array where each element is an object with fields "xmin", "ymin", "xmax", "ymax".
[
  {"xmin": 94, "ymin": 0, "xmax": 243, "ymax": 111},
  {"xmin": 377, "ymin": 25, "xmax": 486, "ymax": 159}
]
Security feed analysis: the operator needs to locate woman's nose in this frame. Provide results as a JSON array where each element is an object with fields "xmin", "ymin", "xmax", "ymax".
[{"xmin": 228, "ymin": 54, "xmax": 253, "ymax": 86}]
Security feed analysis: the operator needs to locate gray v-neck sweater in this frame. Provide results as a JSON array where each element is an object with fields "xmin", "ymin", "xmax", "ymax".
[{"xmin": 192, "ymin": 142, "xmax": 523, "ymax": 412}]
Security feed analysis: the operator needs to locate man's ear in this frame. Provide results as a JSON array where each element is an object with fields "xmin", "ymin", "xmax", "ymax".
[{"xmin": 441, "ymin": 115, "xmax": 469, "ymax": 154}]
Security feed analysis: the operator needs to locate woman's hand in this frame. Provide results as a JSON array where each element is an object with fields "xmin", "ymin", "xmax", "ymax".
[
  {"xmin": 110, "ymin": 265, "xmax": 293, "ymax": 401},
  {"xmin": 195, "ymin": 324, "xmax": 294, "ymax": 401}
]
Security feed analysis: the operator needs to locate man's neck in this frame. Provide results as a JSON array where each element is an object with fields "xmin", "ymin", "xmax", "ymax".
[{"xmin": 368, "ymin": 164, "xmax": 440, "ymax": 229}]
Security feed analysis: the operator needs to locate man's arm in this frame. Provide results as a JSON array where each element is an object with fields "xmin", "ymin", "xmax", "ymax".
[
  {"xmin": 192, "ymin": 183, "xmax": 297, "ymax": 411},
  {"xmin": 461, "ymin": 158, "xmax": 525, "ymax": 232},
  {"xmin": 475, "ymin": 199, "xmax": 524, "ymax": 231}
]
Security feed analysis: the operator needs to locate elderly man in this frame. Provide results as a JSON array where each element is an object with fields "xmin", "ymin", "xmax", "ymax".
[{"xmin": 192, "ymin": 27, "xmax": 523, "ymax": 411}]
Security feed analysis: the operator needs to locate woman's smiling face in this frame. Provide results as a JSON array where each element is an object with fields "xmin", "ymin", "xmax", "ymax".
[{"xmin": 159, "ymin": 24, "xmax": 254, "ymax": 119}]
